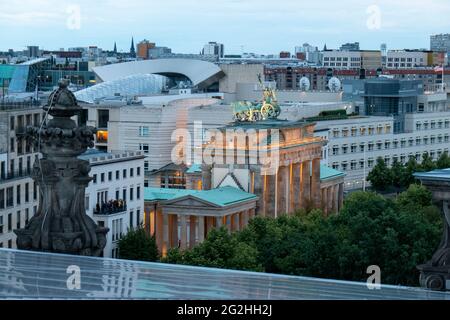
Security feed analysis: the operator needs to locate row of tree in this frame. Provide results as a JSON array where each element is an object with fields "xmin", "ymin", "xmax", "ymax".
[
  {"xmin": 119, "ymin": 185, "xmax": 443, "ymax": 287},
  {"xmin": 367, "ymin": 152, "xmax": 450, "ymax": 192}
]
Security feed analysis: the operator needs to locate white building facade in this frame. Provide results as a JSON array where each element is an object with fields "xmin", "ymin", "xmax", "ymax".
[
  {"xmin": 81, "ymin": 150, "xmax": 145, "ymax": 258},
  {"xmin": 386, "ymin": 51, "xmax": 428, "ymax": 69},
  {"xmin": 0, "ymin": 105, "xmax": 42, "ymax": 249},
  {"xmin": 316, "ymin": 108, "xmax": 450, "ymax": 190}
]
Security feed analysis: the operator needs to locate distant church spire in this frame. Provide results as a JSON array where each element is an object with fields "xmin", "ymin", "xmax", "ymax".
[
  {"xmin": 113, "ymin": 41, "xmax": 117, "ymax": 53},
  {"xmin": 130, "ymin": 37, "xmax": 136, "ymax": 58},
  {"xmin": 323, "ymin": 43, "xmax": 328, "ymax": 51}
]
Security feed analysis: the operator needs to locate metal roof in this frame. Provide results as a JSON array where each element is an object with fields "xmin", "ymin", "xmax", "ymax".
[
  {"xmin": 93, "ymin": 59, "xmax": 225, "ymax": 88},
  {"xmin": 414, "ymin": 168, "xmax": 450, "ymax": 182},
  {"xmin": 144, "ymin": 186, "xmax": 258, "ymax": 207},
  {"xmin": 320, "ymin": 165, "xmax": 346, "ymax": 181},
  {"xmin": 1, "ymin": 248, "xmax": 449, "ymax": 300}
]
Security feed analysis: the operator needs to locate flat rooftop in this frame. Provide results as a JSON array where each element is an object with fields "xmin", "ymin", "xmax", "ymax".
[{"xmin": 1, "ymin": 248, "xmax": 449, "ymax": 300}]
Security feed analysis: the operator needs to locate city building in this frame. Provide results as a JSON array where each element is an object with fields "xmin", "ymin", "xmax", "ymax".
[
  {"xmin": 80, "ymin": 149, "xmax": 145, "ymax": 258},
  {"xmin": 431, "ymin": 34, "xmax": 450, "ymax": 58},
  {"xmin": 205, "ymin": 120, "xmax": 344, "ymax": 217},
  {"xmin": 318, "ymin": 79, "xmax": 450, "ymax": 190},
  {"xmin": 386, "ymin": 50, "xmax": 446, "ymax": 69},
  {"xmin": 0, "ymin": 100, "xmax": 43, "ymax": 249},
  {"xmin": 340, "ymin": 42, "xmax": 360, "ymax": 51},
  {"xmin": 202, "ymin": 42, "xmax": 224, "ymax": 58},
  {"xmin": 148, "ymin": 46, "xmax": 172, "ymax": 59},
  {"xmin": 144, "ymin": 186, "xmax": 258, "ymax": 256},
  {"xmin": 321, "ymin": 50, "xmax": 382, "ymax": 70},
  {"xmin": 26, "ymin": 46, "xmax": 40, "ymax": 58},
  {"xmin": 137, "ymin": 40, "xmax": 156, "ymax": 60}
]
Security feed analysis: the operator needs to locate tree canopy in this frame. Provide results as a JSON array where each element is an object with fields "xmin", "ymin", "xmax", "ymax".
[
  {"xmin": 118, "ymin": 227, "xmax": 159, "ymax": 262},
  {"xmin": 367, "ymin": 153, "xmax": 450, "ymax": 192},
  {"xmin": 161, "ymin": 185, "xmax": 442, "ymax": 287}
]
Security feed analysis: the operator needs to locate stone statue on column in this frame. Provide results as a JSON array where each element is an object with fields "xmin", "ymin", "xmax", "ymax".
[
  {"xmin": 415, "ymin": 170, "xmax": 450, "ymax": 291},
  {"xmin": 14, "ymin": 79, "xmax": 109, "ymax": 256}
]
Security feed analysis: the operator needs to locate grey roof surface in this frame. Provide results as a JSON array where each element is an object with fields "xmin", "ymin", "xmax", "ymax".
[
  {"xmin": 1, "ymin": 248, "xmax": 450, "ymax": 300},
  {"xmin": 414, "ymin": 169, "xmax": 450, "ymax": 182}
]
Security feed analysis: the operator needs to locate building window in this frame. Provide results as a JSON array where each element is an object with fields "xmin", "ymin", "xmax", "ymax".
[
  {"xmin": 139, "ymin": 144, "xmax": 149, "ymax": 154},
  {"xmin": 16, "ymin": 211, "xmax": 20, "ymax": 229},
  {"xmin": 108, "ymin": 171, "xmax": 112, "ymax": 181},
  {"xmin": 376, "ymin": 141, "xmax": 382, "ymax": 150},
  {"xmin": 139, "ymin": 126, "xmax": 149, "ymax": 137},
  {"xmin": 116, "ymin": 170, "xmax": 120, "ymax": 180},
  {"xmin": 123, "ymin": 189, "xmax": 127, "ymax": 202},
  {"xmin": 368, "ymin": 142, "xmax": 374, "ymax": 151},
  {"xmin": 6, "ymin": 187, "xmax": 13, "ymax": 207},
  {"xmin": 8, "ymin": 213, "xmax": 12, "ymax": 232},
  {"xmin": 33, "ymin": 181, "xmax": 37, "ymax": 201},
  {"xmin": 93, "ymin": 174, "xmax": 97, "ymax": 184},
  {"xmin": 351, "ymin": 144, "xmax": 357, "ymax": 153},
  {"xmin": 136, "ymin": 209, "xmax": 140, "ymax": 227},
  {"xmin": 137, "ymin": 186, "xmax": 141, "ymax": 200},
  {"xmin": 123, "ymin": 169, "xmax": 127, "ymax": 179},
  {"xmin": 0, "ymin": 216, "xmax": 3, "ymax": 234},
  {"xmin": 0, "ymin": 189, "xmax": 4, "ymax": 209},
  {"xmin": 25, "ymin": 183, "xmax": 29, "ymax": 202},
  {"xmin": 130, "ymin": 168, "xmax": 134, "ymax": 178},
  {"xmin": 416, "ymin": 137, "xmax": 421, "ymax": 146},
  {"xmin": 350, "ymin": 161, "xmax": 357, "ymax": 171},
  {"xmin": 130, "ymin": 187, "xmax": 134, "ymax": 201},
  {"xmin": 137, "ymin": 167, "xmax": 141, "ymax": 176},
  {"xmin": 341, "ymin": 162, "xmax": 348, "ymax": 171},
  {"xmin": 101, "ymin": 173, "xmax": 105, "ymax": 183},
  {"xmin": 85, "ymin": 195, "xmax": 89, "ymax": 210},
  {"xmin": 129, "ymin": 211, "xmax": 134, "ymax": 229},
  {"xmin": 144, "ymin": 161, "xmax": 149, "ymax": 172},
  {"xmin": 332, "ymin": 145, "xmax": 339, "ymax": 156}
]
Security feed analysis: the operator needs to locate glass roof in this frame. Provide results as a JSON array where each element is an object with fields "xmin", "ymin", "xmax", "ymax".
[
  {"xmin": 74, "ymin": 74, "xmax": 167, "ymax": 104},
  {"xmin": 1, "ymin": 248, "xmax": 450, "ymax": 300}
]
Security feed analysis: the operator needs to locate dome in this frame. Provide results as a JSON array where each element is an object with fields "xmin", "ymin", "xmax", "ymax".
[{"xmin": 44, "ymin": 79, "xmax": 81, "ymax": 116}]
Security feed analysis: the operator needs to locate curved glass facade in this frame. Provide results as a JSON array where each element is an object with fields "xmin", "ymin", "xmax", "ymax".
[{"xmin": 74, "ymin": 74, "xmax": 168, "ymax": 103}]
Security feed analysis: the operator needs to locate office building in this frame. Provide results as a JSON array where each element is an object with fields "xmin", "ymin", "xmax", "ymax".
[
  {"xmin": 137, "ymin": 40, "xmax": 156, "ymax": 60},
  {"xmin": 202, "ymin": 42, "xmax": 224, "ymax": 58},
  {"xmin": 340, "ymin": 42, "xmax": 360, "ymax": 51},
  {"xmin": 0, "ymin": 101, "xmax": 43, "ymax": 249},
  {"xmin": 80, "ymin": 149, "xmax": 145, "ymax": 258},
  {"xmin": 431, "ymin": 34, "xmax": 450, "ymax": 56}
]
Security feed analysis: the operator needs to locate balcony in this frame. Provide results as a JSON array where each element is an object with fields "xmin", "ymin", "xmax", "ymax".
[
  {"xmin": 0, "ymin": 169, "xmax": 32, "ymax": 182},
  {"xmin": 93, "ymin": 199, "xmax": 127, "ymax": 215}
]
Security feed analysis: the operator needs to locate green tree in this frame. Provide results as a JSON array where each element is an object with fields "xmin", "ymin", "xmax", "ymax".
[
  {"xmin": 420, "ymin": 152, "xmax": 436, "ymax": 172},
  {"xmin": 118, "ymin": 227, "xmax": 159, "ymax": 262},
  {"xmin": 163, "ymin": 227, "xmax": 263, "ymax": 272},
  {"xmin": 391, "ymin": 159, "xmax": 407, "ymax": 190},
  {"xmin": 436, "ymin": 152, "xmax": 450, "ymax": 169},
  {"xmin": 404, "ymin": 157, "xmax": 420, "ymax": 186},
  {"xmin": 367, "ymin": 157, "xmax": 392, "ymax": 191}
]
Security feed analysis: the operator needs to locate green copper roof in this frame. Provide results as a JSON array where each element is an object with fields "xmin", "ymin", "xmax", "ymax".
[
  {"xmin": 320, "ymin": 165, "xmax": 345, "ymax": 181},
  {"xmin": 145, "ymin": 186, "xmax": 258, "ymax": 207},
  {"xmin": 414, "ymin": 168, "xmax": 450, "ymax": 182}
]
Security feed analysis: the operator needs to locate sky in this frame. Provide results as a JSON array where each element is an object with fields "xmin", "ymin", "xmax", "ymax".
[{"xmin": 0, "ymin": 0, "xmax": 449, "ymax": 54}]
